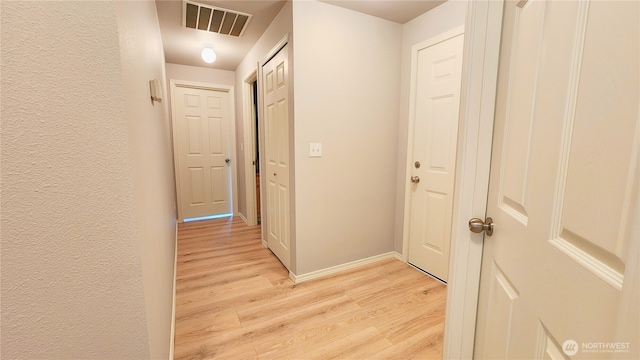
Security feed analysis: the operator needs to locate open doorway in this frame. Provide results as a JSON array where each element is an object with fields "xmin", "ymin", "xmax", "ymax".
[
  {"xmin": 252, "ymin": 79, "xmax": 261, "ymax": 224},
  {"xmin": 241, "ymin": 71, "xmax": 262, "ymax": 227}
]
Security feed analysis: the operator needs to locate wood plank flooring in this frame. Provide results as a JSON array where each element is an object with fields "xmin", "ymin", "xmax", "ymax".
[{"xmin": 174, "ymin": 217, "xmax": 446, "ymax": 359}]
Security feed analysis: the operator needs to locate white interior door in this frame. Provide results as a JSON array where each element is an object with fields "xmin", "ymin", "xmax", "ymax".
[
  {"xmin": 475, "ymin": 1, "xmax": 639, "ymax": 358},
  {"xmin": 407, "ymin": 28, "xmax": 464, "ymax": 282},
  {"xmin": 174, "ymin": 86, "xmax": 232, "ymax": 220},
  {"xmin": 263, "ymin": 45, "xmax": 290, "ymax": 270}
]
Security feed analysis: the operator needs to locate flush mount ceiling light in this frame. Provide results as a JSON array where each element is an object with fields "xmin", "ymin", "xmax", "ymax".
[{"xmin": 201, "ymin": 46, "xmax": 216, "ymax": 64}]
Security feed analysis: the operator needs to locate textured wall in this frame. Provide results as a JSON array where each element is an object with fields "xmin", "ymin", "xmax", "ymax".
[
  {"xmin": 292, "ymin": 1, "xmax": 402, "ymax": 274},
  {"xmin": 115, "ymin": 1, "xmax": 177, "ymax": 358},
  {"xmin": 1, "ymin": 1, "xmax": 156, "ymax": 358}
]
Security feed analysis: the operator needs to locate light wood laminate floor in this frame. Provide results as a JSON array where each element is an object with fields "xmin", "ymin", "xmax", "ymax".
[{"xmin": 174, "ymin": 217, "xmax": 446, "ymax": 359}]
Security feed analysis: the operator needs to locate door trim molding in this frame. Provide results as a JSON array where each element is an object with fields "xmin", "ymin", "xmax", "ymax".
[
  {"xmin": 170, "ymin": 79, "xmax": 237, "ymax": 222},
  {"xmin": 241, "ymin": 71, "xmax": 259, "ymax": 226},
  {"xmin": 442, "ymin": 1, "xmax": 504, "ymax": 359},
  {"xmin": 260, "ymin": 34, "xmax": 289, "ymax": 67},
  {"xmin": 169, "ymin": 224, "xmax": 178, "ymax": 360},
  {"xmin": 257, "ymin": 33, "xmax": 290, "ymax": 257},
  {"xmin": 401, "ymin": 25, "xmax": 465, "ymax": 265}
]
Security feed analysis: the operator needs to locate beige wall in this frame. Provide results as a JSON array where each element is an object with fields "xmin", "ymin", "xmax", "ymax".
[
  {"xmin": 166, "ymin": 63, "xmax": 235, "ymax": 87},
  {"xmin": 234, "ymin": 2, "xmax": 293, "ymax": 230},
  {"xmin": 231, "ymin": 0, "xmax": 466, "ymax": 275},
  {"xmin": 115, "ymin": 1, "xmax": 177, "ymax": 358},
  {"xmin": 1, "ymin": 0, "xmax": 176, "ymax": 358},
  {"xmin": 292, "ymin": 0, "xmax": 402, "ymax": 274},
  {"xmin": 394, "ymin": 1, "xmax": 468, "ymax": 253}
]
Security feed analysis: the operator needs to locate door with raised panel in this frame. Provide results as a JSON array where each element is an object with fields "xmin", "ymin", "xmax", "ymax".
[
  {"xmin": 263, "ymin": 45, "xmax": 290, "ymax": 270},
  {"xmin": 174, "ymin": 86, "xmax": 232, "ymax": 221},
  {"xmin": 474, "ymin": 1, "xmax": 638, "ymax": 358},
  {"xmin": 408, "ymin": 28, "xmax": 464, "ymax": 282}
]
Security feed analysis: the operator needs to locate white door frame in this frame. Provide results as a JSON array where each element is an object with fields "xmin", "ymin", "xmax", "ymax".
[
  {"xmin": 401, "ymin": 25, "xmax": 465, "ymax": 278},
  {"xmin": 257, "ymin": 34, "xmax": 290, "ymax": 248},
  {"xmin": 241, "ymin": 72, "xmax": 259, "ymax": 226},
  {"xmin": 170, "ymin": 79, "xmax": 238, "ymax": 222},
  {"xmin": 442, "ymin": 1, "xmax": 504, "ymax": 359}
]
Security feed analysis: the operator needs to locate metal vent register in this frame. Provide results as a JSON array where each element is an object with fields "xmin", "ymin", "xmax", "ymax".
[{"xmin": 183, "ymin": 0, "xmax": 252, "ymax": 37}]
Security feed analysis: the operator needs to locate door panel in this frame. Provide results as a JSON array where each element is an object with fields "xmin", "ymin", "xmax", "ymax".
[
  {"xmin": 498, "ymin": 0, "xmax": 545, "ymax": 225},
  {"xmin": 420, "ymin": 191, "xmax": 447, "ymax": 254},
  {"xmin": 482, "ymin": 260, "xmax": 520, "ymax": 360},
  {"xmin": 428, "ymin": 97, "xmax": 455, "ymax": 171},
  {"xmin": 208, "ymin": 117, "xmax": 224, "ymax": 155},
  {"xmin": 189, "ymin": 167, "xmax": 205, "ymax": 204},
  {"xmin": 475, "ymin": 1, "xmax": 639, "ymax": 358},
  {"xmin": 210, "ymin": 166, "xmax": 225, "ymax": 202},
  {"xmin": 278, "ymin": 183, "xmax": 289, "ymax": 250},
  {"xmin": 175, "ymin": 86, "xmax": 232, "ymax": 220},
  {"xmin": 187, "ymin": 116, "xmax": 202, "ymax": 155},
  {"xmin": 263, "ymin": 45, "xmax": 291, "ymax": 270},
  {"xmin": 408, "ymin": 30, "xmax": 464, "ymax": 282}
]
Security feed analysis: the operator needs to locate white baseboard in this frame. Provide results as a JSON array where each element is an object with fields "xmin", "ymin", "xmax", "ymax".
[
  {"xmin": 261, "ymin": 239, "xmax": 268, "ymax": 248},
  {"xmin": 392, "ymin": 251, "xmax": 403, "ymax": 261},
  {"xmin": 289, "ymin": 251, "xmax": 403, "ymax": 284},
  {"xmin": 169, "ymin": 225, "xmax": 178, "ymax": 360},
  {"xmin": 238, "ymin": 212, "xmax": 249, "ymax": 226}
]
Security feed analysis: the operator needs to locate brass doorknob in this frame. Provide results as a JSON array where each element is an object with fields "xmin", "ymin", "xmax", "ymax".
[{"xmin": 410, "ymin": 176, "xmax": 420, "ymax": 184}]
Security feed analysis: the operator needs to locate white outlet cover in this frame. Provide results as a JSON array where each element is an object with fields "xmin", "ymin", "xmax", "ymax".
[{"xmin": 310, "ymin": 143, "xmax": 322, "ymax": 157}]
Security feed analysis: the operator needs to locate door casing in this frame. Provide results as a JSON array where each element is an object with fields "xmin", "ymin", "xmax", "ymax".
[
  {"xmin": 241, "ymin": 72, "xmax": 259, "ymax": 226},
  {"xmin": 442, "ymin": 1, "xmax": 504, "ymax": 359},
  {"xmin": 256, "ymin": 35, "xmax": 295, "ymax": 273},
  {"xmin": 397, "ymin": 2, "xmax": 503, "ymax": 356},
  {"xmin": 170, "ymin": 79, "xmax": 238, "ymax": 222},
  {"xmin": 403, "ymin": 25, "xmax": 465, "ymax": 283}
]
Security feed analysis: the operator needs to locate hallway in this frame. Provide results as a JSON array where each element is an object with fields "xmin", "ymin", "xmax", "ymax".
[{"xmin": 174, "ymin": 217, "xmax": 446, "ymax": 359}]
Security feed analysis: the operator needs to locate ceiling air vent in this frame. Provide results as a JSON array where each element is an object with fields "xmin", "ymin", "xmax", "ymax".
[{"xmin": 183, "ymin": 0, "xmax": 252, "ymax": 37}]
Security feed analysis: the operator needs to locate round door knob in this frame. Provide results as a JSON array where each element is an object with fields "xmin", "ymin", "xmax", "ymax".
[
  {"xmin": 410, "ymin": 176, "xmax": 420, "ymax": 184},
  {"xmin": 469, "ymin": 217, "xmax": 494, "ymax": 236},
  {"xmin": 225, "ymin": 158, "xmax": 230, "ymax": 163}
]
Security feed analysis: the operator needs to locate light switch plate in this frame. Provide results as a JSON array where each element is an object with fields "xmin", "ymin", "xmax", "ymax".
[{"xmin": 310, "ymin": 143, "xmax": 322, "ymax": 157}]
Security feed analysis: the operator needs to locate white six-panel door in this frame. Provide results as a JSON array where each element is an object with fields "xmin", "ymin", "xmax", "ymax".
[
  {"xmin": 475, "ymin": 0, "xmax": 639, "ymax": 358},
  {"xmin": 263, "ymin": 45, "xmax": 291, "ymax": 270},
  {"xmin": 407, "ymin": 28, "xmax": 464, "ymax": 282},
  {"xmin": 174, "ymin": 86, "xmax": 232, "ymax": 221}
]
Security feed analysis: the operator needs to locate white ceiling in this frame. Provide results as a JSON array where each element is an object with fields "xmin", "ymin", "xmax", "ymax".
[
  {"xmin": 320, "ymin": 0, "xmax": 446, "ymax": 24},
  {"xmin": 156, "ymin": 0, "xmax": 448, "ymax": 71},
  {"xmin": 156, "ymin": 0, "xmax": 287, "ymax": 70}
]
